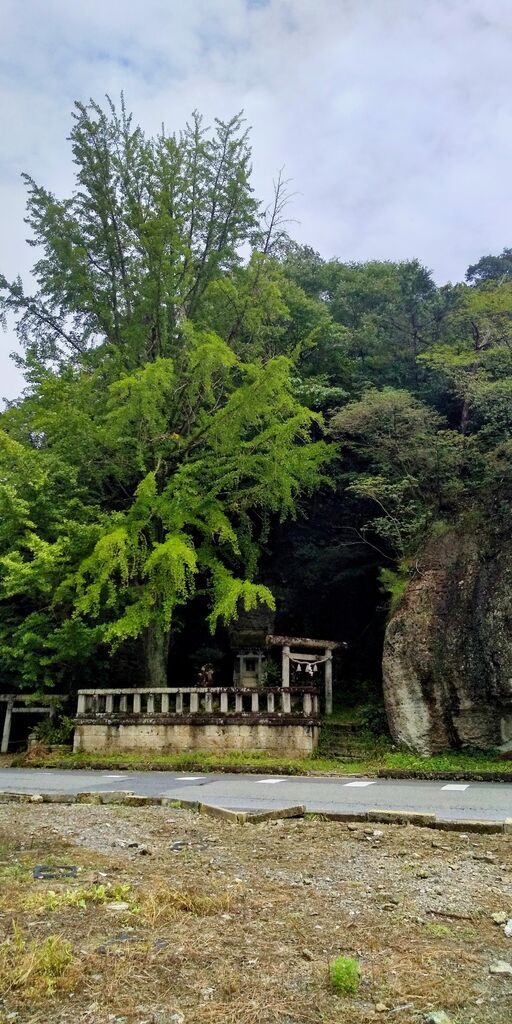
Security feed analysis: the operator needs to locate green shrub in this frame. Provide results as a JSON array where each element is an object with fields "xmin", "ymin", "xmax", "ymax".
[
  {"xmin": 379, "ymin": 565, "xmax": 409, "ymax": 613},
  {"xmin": 0, "ymin": 925, "xmax": 74, "ymax": 998},
  {"xmin": 329, "ymin": 955, "xmax": 360, "ymax": 994},
  {"xmin": 26, "ymin": 882, "xmax": 131, "ymax": 912},
  {"xmin": 359, "ymin": 700, "xmax": 390, "ymax": 737},
  {"xmin": 33, "ymin": 715, "xmax": 75, "ymax": 746}
]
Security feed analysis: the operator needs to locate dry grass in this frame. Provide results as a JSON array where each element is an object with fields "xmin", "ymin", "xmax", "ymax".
[
  {"xmin": 23, "ymin": 881, "xmax": 132, "ymax": 913},
  {"xmin": 138, "ymin": 883, "xmax": 234, "ymax": 927},
  {"xmin": 0, "ymin": 924, "xmax": 76, "ymax": 1001},
  {"xmin": 0, "ymin": 803, "xmax": 511, "ymax": 1023}
]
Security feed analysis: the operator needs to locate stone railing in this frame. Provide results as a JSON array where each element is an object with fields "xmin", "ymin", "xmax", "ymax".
[{"xmin": 76, "ymin": 687, "xmax": 320, "ymax": 720}]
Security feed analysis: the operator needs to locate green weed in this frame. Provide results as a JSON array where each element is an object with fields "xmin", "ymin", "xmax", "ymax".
[
  {"xmin": 26, "ymin": 882, "xmax": 131, "ymax": 912},
  {"xmin": 424, "ymin": 923, "xmax": 453, "ymax": 938},
  {"xmin": 0, "ymin": 924, "xmax": 75, "ymax": 999},
  {"xmin": 329, "ymin": 956, "xmax": 360, "ymax": 995},
  {"xmin": 14, "ymin": 745, "xmax": 512, "ymax": 777}
]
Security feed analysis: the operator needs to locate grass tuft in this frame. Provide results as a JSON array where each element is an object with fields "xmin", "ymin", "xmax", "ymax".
[
  {"xmin": 0, "ymin": 924, "xmax": 75, "ymax": 999},
  {"xmin": 14, "ymin": 745, "xmax": 512, "ymax": 777},
  {"xmin": 329, "ymin": 955, "xmax": 360, "ymax": 995},
  {"xmin": 25, "ymin": 882, "xmax": 132, "ymax": 913},
  {"xmin": 138, "ymin": 884, "xmax": 233, "ymax": 926}
]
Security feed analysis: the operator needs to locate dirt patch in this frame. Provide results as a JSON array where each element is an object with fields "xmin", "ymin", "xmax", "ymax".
[{"xmin": 0, "ymin": 804, "xmax": 511, "ymax": 1023}]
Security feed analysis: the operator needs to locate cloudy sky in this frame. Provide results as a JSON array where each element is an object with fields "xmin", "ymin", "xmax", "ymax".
[{"xmin": 1, "ymin": 0, "xmax": 512, "ymax": 400}]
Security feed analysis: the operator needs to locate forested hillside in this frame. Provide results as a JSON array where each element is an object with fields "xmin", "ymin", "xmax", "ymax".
[{"xmin": 1, "ymin": 100, "xmax": 511, "ymax": 749}]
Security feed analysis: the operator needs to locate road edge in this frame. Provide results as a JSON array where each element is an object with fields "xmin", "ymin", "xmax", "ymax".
[{"xmin": 0, "ymin": 790, "xmax": 510, "ymax": 834}]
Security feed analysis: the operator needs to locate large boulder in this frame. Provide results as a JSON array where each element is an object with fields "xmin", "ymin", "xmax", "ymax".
[{"xmin": 382, "ymin": 530, "xmax": 512, "ymax": 753}]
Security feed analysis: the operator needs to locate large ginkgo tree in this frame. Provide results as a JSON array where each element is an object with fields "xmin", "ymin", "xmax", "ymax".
[{"xmin": 0, "ymin": 98, "xmax": 330, "ymax": 692}]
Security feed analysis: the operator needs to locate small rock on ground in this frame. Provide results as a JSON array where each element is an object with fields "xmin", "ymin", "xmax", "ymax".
[
  {"xmin": 489, "ymin": 960, "xmax": 512, "ymax": 976},
  {"xmin": 491, "ymin": 911, "xmax": 508, "ymax": 924}
]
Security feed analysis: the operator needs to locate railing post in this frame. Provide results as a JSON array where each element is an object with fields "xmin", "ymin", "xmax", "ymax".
[
  {"xmin": 282, "ymin": 645, "xmax": 290, "ymax": 687},
  {"xmin": 190, "ymin": 692, "xmax": 199, "ymax": 713},
  {"xmin": 267, "ymin": 692, "xmax": 275, "ymax": 713},
  {"xmin": 119, "ymin": 695, "xmax": 127, "ymax": 713},
  {"xmin": 235, "ymin": 693, "xmax": 243, "ymax": 713},
  {"xmin": 161, "ymin": 692, "xmax": 169, "ymax": 713},
  {"xmin": 251, "ymin": 692, "xmax": 259, "ymax": 713},
  {"xmin": 1, "ymin": 699, "xmax": 13, "ymax": 754},
  {"xmin": 303, "ymin": 692, "xmax": 312, "ymax": 716},
  {"xmin": 257, "ymin": 651, "xmax": 263, "ymax": 685},
  {"xmin": 176, "ymin": 691, "xmax": 183, "ymax": 714},
  {"xmin": 313, "ymin": 694, "xmax": 319, "ymax": 716},
  {"xmin": 105, "ymin": 694, "xmax": 113, "ymax": 715},
  {"xmin": 282, "ymin": 689, "xmax": 291, "ymax": 714},
  {"xmin": 146, "ymin": 693, "xmax": 155, "ymax": 714},
  {"xmin": 77, "ymin": 693, "xmax": 86, "ymax": 715},
  {"xmin": 324, "ymin": 650, "xmax": 333, "ymax": 716},
  {"xmin": 133, "ymin": 693, "xmax": 141, "ymax": 714},
  {"xmin": 220, "ymin": 692, "xmax": 228, "ymax": 714},
  {"xmin": 205, "ymin": 692, "xmax": 213, "ymax": 713}
]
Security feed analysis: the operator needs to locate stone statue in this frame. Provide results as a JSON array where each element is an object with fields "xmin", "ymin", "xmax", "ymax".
[{"xmin": 198, "ymin": 663, "xmax": 214, "ymax": 686}]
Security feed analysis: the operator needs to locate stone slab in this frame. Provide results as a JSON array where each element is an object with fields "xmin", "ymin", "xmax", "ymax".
[
  {"xmin": 434, "ymin": 819, "xmax": 504, "ymax": 834},
  {"xmin": 310, "ymin": 811, "xmax": 367, "ymax": 823},
  {"xmin": 41, "ymin": 793, "xmax": 77, "ymax": 804},
  {"xmin": 199, "ymin": 803, "xmax": 248, "ymax": 824},
  {"xmin": 245, "ymin": 805, "xmax": 305, "ymax": 823},
  {"xmin": 99, "ymin": 791, "xmax": 135, "ymax": 804},
  {"xmin": 119, "ymin": 794, "xmax": 163, "ymax": 807},
  {"xmin": 367, "ymin": 809, "xmax": 436, "ymax": 826},
  {"xmin": 162, "ymin": 797, "xmax": 199, "ymax": 811}
]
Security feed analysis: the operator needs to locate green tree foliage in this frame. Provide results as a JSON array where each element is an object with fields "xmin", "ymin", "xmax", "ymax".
[
  {"xmin": 466, "ymin": 247, "xmax": 512, "ymax": 284},
  {"xmin": 1, "ymin": 98, "xmax": 260, "ymax": 366},
  {"xmin": 0, "ymin": 98, "xmax": 330, "ymax": 693},
  {"xmin": 331, "ymin": 388, "xmax": 464, "ymax": 556},
  {"xmin": 1, "ymin": 93, "xmax": 512, "ymax": 703},
  {"xmin": 268, "ymin": 245, "xmax": 512, "ymax": 666}
]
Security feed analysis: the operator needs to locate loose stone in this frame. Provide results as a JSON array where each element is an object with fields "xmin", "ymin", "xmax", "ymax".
[
  {"xmin": 489, "ymin": 960, "xmax": 512, "ymax": 976},
  {"xmin": 491, "ymin": 911, "xmax": 508, "ymax": 924}
]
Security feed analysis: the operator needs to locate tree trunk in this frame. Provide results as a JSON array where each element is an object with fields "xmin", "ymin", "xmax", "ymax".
[{"xmin": 142, "ymin": 625, "xmax": 170, "ymax": 688}]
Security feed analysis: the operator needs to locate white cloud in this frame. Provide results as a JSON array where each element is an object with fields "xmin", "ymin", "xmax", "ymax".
[{"xmin": 1, "ymin": 0, "xmax": 512, "ymax": 399}]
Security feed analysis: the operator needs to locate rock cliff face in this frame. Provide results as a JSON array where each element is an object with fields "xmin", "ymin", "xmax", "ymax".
[{"xmin": 382, "ymin": 530, "xmax": 512, "ymax": 754}]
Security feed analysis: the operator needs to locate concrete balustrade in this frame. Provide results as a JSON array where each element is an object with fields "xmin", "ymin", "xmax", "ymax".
[
  {"xmin": 75, "ymin": 686, "xmax": 319, "ymax": 720},
  {"xmin": 74, "ymin": 686, "xmax": 320, "ymax": 757}
]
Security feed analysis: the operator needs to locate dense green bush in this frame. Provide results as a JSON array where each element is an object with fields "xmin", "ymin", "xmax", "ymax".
[
  {"xmin": 329, "ymin": 956, "xmax": 360, "ymax": 994},
  {"xmin": 33, "ymin": 716, "xmax": 75, "ymax": 746}
]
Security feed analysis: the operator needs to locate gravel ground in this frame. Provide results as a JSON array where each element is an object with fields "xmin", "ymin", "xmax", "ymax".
[{"xmin": 0, "ymin": 803, "xmax": 511, "ymax": 1024}]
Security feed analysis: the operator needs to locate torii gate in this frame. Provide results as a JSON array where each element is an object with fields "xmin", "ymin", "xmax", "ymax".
[{"xmin": 266, "ymin": 635, "xmax": 340, "ymax": 715}]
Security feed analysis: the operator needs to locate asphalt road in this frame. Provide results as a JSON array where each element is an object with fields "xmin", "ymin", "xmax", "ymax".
[{"xmin": 1, "ymin": 768, "xmax": 511, "ymax": 822}]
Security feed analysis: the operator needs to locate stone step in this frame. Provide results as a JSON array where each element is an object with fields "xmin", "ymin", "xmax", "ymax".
[
  {"xmin": 323, "ymin": 752, "xmax": 368, "ymax": 760},
  {"xmin": 321, "ymin": 721, "xmax": 360, "ymax": 732}
]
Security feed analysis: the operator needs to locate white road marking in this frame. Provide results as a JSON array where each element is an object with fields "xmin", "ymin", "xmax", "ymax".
[
  {"xmin": 441, "ymin": 783, "xmax": 469, "ymax": 791},
  {"xmin": 176, "ymin": 776, "xmax": 203, "ymax": 781},
  {"xmin": 254, "ymin": 779, "xmax": 285, "ymax": 785},
  {"xmin": 104, "ymin": 775, "xmax": 126, "ymax": 779},
  {"xmin": 343, "ymin": 780, "xmax": 377, "ymax": 788}
]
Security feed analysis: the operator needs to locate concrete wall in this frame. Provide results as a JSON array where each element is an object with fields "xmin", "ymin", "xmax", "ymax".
[{"xmin": 74, "ymin": 720, "xmax": 319, "ymax": 757}]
